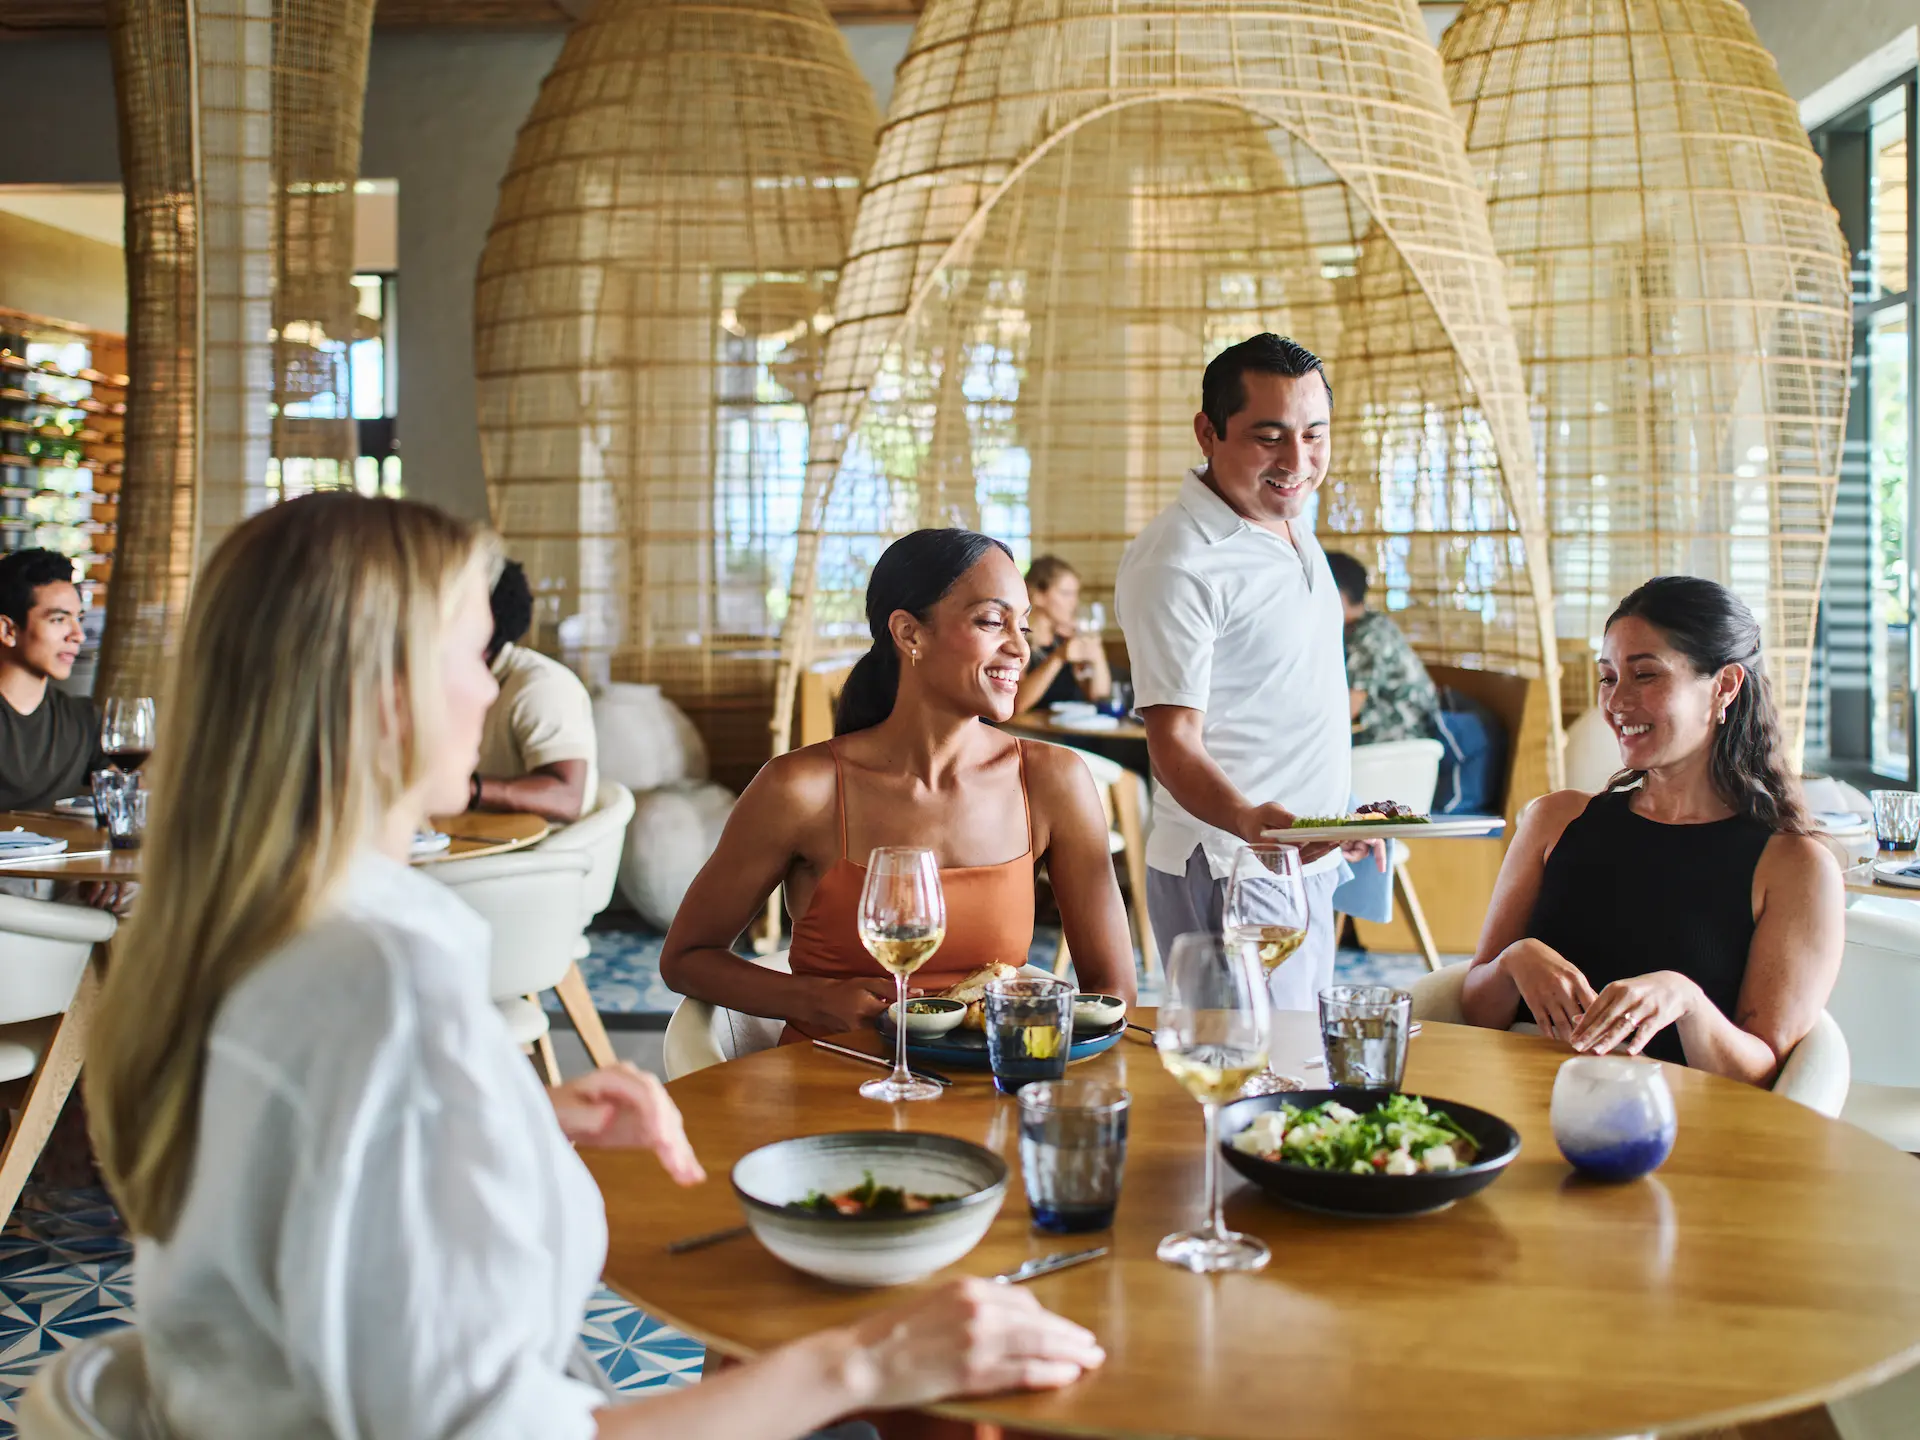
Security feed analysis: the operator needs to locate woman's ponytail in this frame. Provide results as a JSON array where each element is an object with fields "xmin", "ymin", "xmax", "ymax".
[{"xmin": 830, "ymin": 528, "xmax": 1014, "ymax": 736}]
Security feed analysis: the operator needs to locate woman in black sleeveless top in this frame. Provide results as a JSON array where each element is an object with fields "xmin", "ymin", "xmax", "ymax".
[{"xmin": 1463, "ymin": 578, "xmax": 1842, "ymax": 1084}]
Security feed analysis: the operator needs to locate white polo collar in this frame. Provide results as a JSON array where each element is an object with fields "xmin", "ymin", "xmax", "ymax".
[{"xmin": 1177, "ymin": 465, "xmax": 1319, "ymax": 589}]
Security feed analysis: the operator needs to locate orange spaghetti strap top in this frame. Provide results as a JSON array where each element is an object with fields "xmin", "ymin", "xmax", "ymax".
[{"xmin": 782, "ymin": 740, "xmax": 1037, "ymax": 1042}]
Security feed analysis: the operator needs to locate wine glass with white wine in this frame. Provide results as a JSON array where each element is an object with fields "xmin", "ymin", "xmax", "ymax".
[
  {"xmin": 1155, "ymin": 932, "xmax": 1272, "ymax": 1273},
  {"xmin": 1224, "ymin": 843, "xmax": 1310, "ymax": 1095},
  {"xmin": 857, "ymin": 846, "xmax": 947, "ymax": 1103}
]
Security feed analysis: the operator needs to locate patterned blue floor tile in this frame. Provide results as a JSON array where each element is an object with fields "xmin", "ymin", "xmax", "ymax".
[{"xmin": 0, "ymin": 1187, "xmax": 704, "ymax": 1436}]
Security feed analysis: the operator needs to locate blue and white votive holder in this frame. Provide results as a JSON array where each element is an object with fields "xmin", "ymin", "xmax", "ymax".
[{"xmin": 1551, "ymin": 1056, "xmax": 1677, "ymax": 1182}]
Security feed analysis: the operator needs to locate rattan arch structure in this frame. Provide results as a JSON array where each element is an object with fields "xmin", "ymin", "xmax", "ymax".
[
  {"xmin": 475, "ymin": 0, "xmax": 878, "ymax": 788},
  {"xmin": 1441, "ymin": 0, "xmax": 1852, "ymax": 743},
  {"xmin": 100, "ymin": 0, "xmax": 375, "ymax": 701},
  {"xmin": 771, "ymin": 0, "xmax": 1562, "ymax": 790}
]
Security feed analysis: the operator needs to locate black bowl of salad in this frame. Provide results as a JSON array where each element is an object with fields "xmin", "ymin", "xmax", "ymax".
[{"xmin": 1219, "ymin": 1090, "xmax": 1520, "ymax": 1218}]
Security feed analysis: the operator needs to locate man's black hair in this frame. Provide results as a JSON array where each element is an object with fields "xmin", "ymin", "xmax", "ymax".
[
  {"xmin": 1200, "ymin": 333, "xmax": 1332, "ymax": 438},
  {"xmin": 488, "ymin": 559, "xmax": 534, "ymax": 660},
  {"xmin": 0, "ymin": 548, "xmax": 76, "ymax": 630},
  {"xmin": 1325, "ymin": 551, "xmax": 1368, "ymax": 608}
]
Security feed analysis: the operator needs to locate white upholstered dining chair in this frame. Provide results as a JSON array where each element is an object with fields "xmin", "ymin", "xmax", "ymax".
[
  {"xmin": 18, "ymin": 1329, "xmax": 155, "ymax": 1439},
  {"xmin": 1347, "ymin": 738, "xmax": 1447, "ymax": 970},
  {"xmin": 427, "ymin": 847, "xmax": 592, "ymax": 1084},
  {"xmin": 531, "ymin": 781, "xmax": 636, "ymax": 1069},
  {"xmin": 662, "ymin": 949, "xmax": 792, "ymax": 1079},
  {"xmin": 0, "ymin": 894, "xmax": 115, "ymax": 1229},
  {"xmin": 1825, "ymin": 906, "xmax": 1920, "ymax": 1150},
  {"xmin": 1409, "ymin": 962, "xmax": 1850, "ymax": 1116}
]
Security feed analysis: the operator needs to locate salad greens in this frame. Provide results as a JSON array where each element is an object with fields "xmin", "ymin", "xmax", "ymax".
[
  {"xmin": 1287, "ymin": 814, "xmax": 1431, "ymax": 827},
  {"xmin": 787, "ymin": 1170, "xmax": 959, "ymax": 1216},
  {"xmin": 1232, "ymin": 1094, "xmax": 1478, "ymax": 1175}
]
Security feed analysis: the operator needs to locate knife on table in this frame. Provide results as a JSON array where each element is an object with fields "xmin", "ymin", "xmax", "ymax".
[
  {"xmin": 810, "ymin": 1038, "xmax": 953, "ymax": 1087},
  {"xmin": 993, "ymin": 1246, "xmax": 1109, "ymax": 1285}
]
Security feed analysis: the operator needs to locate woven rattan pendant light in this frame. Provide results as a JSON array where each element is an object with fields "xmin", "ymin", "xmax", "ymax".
[
  {"xmin": 475, "ymin": 0, "xmax": 878, "ymax": 787},
  {"xmin": 1441, "ymin": 0, "xmax": 1851, "ymax": 743},
  {"xmin": 100, "ymin": 0, "xmax": 376, "ymax": 701},
  {"xmin": 771, "ymin": 0, "xmax": 1562, "ymax": 786}
]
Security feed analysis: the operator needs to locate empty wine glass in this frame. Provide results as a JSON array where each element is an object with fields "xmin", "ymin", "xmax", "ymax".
[
  {"xmin": 1155, "ymin": 932, "xmax": 1272, "ymax": 1273},
  {"xmin": 1224, "ymin": 844, "xmax": 1310, "ymax": 1095},
  {"xmin": 857, "ymin": 847, "xmax": 946, "ymax": 1103},
  {"xmin": 100, "ymin": 696, "xmax": 156, "ymax": 775}
]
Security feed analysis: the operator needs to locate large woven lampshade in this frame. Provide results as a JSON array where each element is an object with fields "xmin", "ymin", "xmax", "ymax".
[
  {"xmin": 1442, "ymin": 0, "xmax": 1851, "ymax": 742},
  {"xmin": 475, "ymin": 0, "xmax": 878, "ymax": 789},
  {"xmin": 100, "ymin": 0, "xmax": 375, "ymax": 701},
  {"xmin": 773, "ymin": 0, "xmax": 1562, "ymax": 788}
]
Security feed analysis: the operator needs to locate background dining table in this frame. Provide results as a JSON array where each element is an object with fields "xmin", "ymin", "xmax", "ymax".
[
  {"xmin": 0, "ymin": 808, "xmax": 551, "ymax": 882},
  {"xmin": 585, "ymin": 1012, "xmax": 1920, "ymax": 1440},
  {"xmin": 1000, "ymin": 712, "xmax": 1150, "ymax": 779}
]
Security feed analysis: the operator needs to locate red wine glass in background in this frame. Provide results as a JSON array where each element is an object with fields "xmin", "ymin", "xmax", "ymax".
[{"xmin": 101, "ymin": 696, "xmax": 156, "ymax": 774}]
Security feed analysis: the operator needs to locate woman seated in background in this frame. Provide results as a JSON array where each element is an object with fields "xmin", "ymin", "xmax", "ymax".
[
  {"xmin": 1013, "ymin": 554, "xmax": 1112, "ymax": 716},
  {"xmin": 664, "ymin": 530, "xmax": 1136, "ymax": 1039},
  {"xmin": 1461, "ymin": 576, "xmax": 1842, "ymax": 1085},
  {"xmin": 88, "ymin": 495, "xmax": 1102, "ymax": 1440}
]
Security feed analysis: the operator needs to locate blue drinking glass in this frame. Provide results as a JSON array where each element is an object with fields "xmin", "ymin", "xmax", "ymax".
[
  {"xmin": 985, "ymin": 976, "xmax": 1073, "ymax": 1096},
  {"xmin": 1018, "ymin": 1080, "xmax": 1130, "ymax": 1232},
  {"xmin": 1551, "ymin": 1056, "xmax": 1677, "ymax": 1181}
]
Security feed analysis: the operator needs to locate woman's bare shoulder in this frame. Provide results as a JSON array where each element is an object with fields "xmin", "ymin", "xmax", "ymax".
[
  {"xmin": 1758, "ymin": 830, "xmax": 1842, "ymax": 889},
  {"xmin": 741, "ymin": 743, "xmax": 839, "ymax": 813}
]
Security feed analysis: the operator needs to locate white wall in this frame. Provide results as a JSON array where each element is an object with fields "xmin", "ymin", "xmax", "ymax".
[{"xmin": 1744, "ymin": 0, "xmax": 1914, "ymax": 103}]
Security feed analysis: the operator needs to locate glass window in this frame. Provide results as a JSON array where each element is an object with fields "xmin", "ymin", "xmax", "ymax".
[
  {"xmin": 1872, "ymin": 306, "xmax": 1912, "ymax": 778},
  {"xmin": 1873, "ymin": 89, "xmax": 1910, "ymax": 301}
]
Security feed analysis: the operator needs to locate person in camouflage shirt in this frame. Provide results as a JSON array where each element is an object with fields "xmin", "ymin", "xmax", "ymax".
[{"xmin": 1326, "ymin": 551, "xmax": 1441, "ymax": 746}]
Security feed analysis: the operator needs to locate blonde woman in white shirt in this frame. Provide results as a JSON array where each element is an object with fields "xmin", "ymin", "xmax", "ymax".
[{"xmin": 84, "ymin": 493, "xmax": 1103, "ymax": 1440}]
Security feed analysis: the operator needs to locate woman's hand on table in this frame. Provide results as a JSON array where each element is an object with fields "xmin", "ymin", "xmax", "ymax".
[
  {"xmin": 1498, "ymin": 938, "xmax": 1598, "ymax": 1041},
  {"xmin": 791, "ymin": 975, "xmax": 899, "ymax": 1037},
  {"xmin": 1570, "ymin": 971, "xmax": 1701, "ymax": 1057},
  {"xmin": 836, "ymin": 1276, "xmax": 1105, "ymax": 1409},
  {"xmin": 549, "ymin": 1064, "xmax": 705, "ymax": 1185}
]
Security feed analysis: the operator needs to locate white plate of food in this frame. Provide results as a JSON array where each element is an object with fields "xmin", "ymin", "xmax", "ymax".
[
  {"xmin": 1052, "ymin": 713, "xmax": 1121, "ymax": 734},
  {"xmin": 1261, "ymin": 809, "xmax": 1506, "ymax": 845},
  {"xmin": 410, "ymin": 830, "xmax": 453, "ymax": 859}
]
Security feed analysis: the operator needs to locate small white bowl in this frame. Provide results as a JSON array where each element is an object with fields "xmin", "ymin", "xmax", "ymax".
[
  {"xmin": 733, "ymin": 1132, "xmax": 1007, "ymax": 1287},
  {"xmin": 1073, "ymin": 992, "xmax": 1126, "ymax": 1031},
  {"xmin": 888, "ymin": 996, "xmax": 967, "ymax": 1037}
]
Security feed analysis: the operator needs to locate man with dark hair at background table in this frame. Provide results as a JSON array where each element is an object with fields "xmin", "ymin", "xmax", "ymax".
[
  {"xmin": 472, "ymin": 559, "xmax": 599, "ymax": 825},
  {"xmin": 0, "ymin": 548, "xmax": 103, "ymax": 812},
  {"xmin": 1326, "ymin": 549, "xmax": 1442, "ymax": 748}
]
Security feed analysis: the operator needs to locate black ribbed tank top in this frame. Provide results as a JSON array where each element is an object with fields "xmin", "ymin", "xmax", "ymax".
[{"xmin": 1525, "ymin": 787, "xmax": 1774, "ymax": 1066}]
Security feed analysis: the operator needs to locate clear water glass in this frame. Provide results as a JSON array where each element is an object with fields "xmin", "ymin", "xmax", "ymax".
[
  {"xmin": 1551, "ymin": 1056, "xmax": 1677, "ymax": 1182},
  {"xmin": 1018, "ymin": 1080, "xmax": 1130, "ymax": 1233},
  {"xmin": 1318, "ymin": 985, "xmax": 1412, "ymax": 1090},
  {"xmin": 1224, "ymin": 844, "xmax": 1310, "ymax": 1095},
  {"xmin": 1870, "ymin": 789, "xmax": 1920, "ymax": 851},
  {"xmin": 985, "ymin": 976, "xmax": 1074, "ymax": 1096},
  {"xmin": 90, "ymin": 769, "xmax": 145, "ymax": 850},
  {"xmin": 1155, "ymin": 932, "xmax": 1272, "ymax": 1273},
  {"xmin": 856, "ymin": 846, "xmax": 946, "ymax": 1103}
]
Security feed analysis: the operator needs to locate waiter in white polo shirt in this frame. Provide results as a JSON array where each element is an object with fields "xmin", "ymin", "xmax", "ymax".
[{"xmin": 1115, "ymin": 333, "xmax": 1366, "ymax": 1011}]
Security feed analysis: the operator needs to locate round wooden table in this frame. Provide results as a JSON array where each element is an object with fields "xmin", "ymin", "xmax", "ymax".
[
  {"xmin": 0, "ymin": 808, "xmax": 551, "ymax": 881},
  {"xmin": 585, "ymin": 1014, "xmax": 1920, "ymax": 1440}
]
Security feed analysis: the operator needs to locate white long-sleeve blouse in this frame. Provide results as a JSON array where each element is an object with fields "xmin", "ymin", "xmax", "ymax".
[{"xmin": 136, "ymin": 852, "xmax": 610, "ymax": 1440}]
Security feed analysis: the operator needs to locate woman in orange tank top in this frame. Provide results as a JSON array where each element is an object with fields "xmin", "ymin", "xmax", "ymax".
[{"xmin": 662, "ymin": 529, "xmax": 1135, "ymax": 1045}]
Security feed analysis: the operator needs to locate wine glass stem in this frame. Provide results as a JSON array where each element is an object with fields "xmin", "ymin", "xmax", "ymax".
[
  {"xmin": 1202, "ymin": 1102, "xmax": 1226, "ymax": 1242},
  {"xmin": 890, "ymin": 973, "xmax": 911, "ymax": 1086}
]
